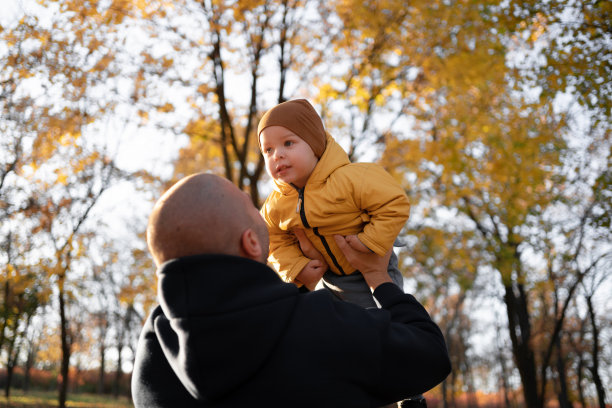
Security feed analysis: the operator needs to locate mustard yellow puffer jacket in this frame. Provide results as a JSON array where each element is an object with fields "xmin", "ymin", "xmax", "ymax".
[{"xmin": 260, "ymin": 134, "xmax": 410, "ymax": 283}]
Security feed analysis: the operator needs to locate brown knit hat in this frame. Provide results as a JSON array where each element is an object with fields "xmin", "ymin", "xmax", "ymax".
[{"xmin": 258, "ymin": 99, "xmax": 327, "ymax": 158}]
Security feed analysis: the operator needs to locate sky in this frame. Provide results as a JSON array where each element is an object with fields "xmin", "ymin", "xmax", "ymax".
[{"xmin": 3, "ymin": 0, "xmax": 610, "ymax": 380}]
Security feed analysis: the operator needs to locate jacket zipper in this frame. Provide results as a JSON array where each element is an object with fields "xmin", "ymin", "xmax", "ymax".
[{"xmin": 296, "ymin": 187, "xmax": 346, "ymax": 275}]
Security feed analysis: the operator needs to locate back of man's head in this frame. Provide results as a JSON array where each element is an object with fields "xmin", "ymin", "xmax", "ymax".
[{"xmin": 146, "ymin": 173, "xmax": 268, "ymax": 266}]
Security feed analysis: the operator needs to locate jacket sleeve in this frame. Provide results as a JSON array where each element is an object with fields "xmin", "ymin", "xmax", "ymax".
[
  {"xmin": 370, "ymin": 283, "xmax": 451, "ymax": 398},
  {"xmin": 260, "ymin": 199, "xmax": 310, "ymax": 283},
  {"xmin": 354, "ymin": 164, "xmax": 411, "ymax": 256}
]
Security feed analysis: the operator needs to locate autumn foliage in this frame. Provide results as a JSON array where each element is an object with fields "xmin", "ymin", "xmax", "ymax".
[{"xmin": 1, "ymin": 1, "xmax": 610, "ymax": 408}]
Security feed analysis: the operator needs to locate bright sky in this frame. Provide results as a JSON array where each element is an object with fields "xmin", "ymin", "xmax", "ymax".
[{"xmin": 4, "ymin": 0, "xmax": 610, "ymax": 380}]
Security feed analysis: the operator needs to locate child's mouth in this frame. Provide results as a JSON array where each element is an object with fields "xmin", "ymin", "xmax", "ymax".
[{"xmin": 276, "ymin": 165, "xmax": 289, "ymax": 175}]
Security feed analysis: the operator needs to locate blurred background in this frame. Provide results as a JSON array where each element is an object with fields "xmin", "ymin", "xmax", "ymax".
[{"xmin": 0, "ymin": 0, "xmax": 610, "ymax": 407}]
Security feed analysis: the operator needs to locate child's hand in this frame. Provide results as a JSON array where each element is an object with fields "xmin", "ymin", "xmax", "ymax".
[
  {"xmin": 295, "ymin": 259, "xmax": 327, "ymax": 291},
  {"xmin": 345, "ymin": 235, "xmax": 372, "ymax": 253}
]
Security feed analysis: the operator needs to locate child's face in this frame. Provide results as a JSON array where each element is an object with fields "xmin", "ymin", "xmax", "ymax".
[{"xmin": 260, "ymin": 126, "xmax": 318, "ymax": 188}]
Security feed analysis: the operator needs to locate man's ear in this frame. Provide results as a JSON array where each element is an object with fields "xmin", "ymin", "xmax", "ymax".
[{"xmin": 240, "ymin": 228, "xmax": 263, "ymax": 260}]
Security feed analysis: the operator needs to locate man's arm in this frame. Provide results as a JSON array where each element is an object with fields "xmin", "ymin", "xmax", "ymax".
[
  {"xmin": 333, "ymin": 234, "xmax": 392, "ymax": 291},
  {"xmin": 335, "ymin": 233, "xmax": 450, "ymax": 399}
]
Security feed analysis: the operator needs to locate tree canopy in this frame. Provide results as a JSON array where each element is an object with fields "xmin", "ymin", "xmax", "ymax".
[{"xmin": 1, "ymin": 1, "xmax": 609, "ymax": 407}]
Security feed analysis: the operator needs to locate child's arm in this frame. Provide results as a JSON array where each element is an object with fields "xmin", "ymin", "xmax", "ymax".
[
  {"xmin": 353, "ymin": 164, "xmax": 411, "ymax": 256},
  {"xmin": 260, "ymin": 202, "xmax": 313, "ymax": 283},
  {"xmin": 266, "ymin": 227, "xmax": 311, "ymax": 283},
  {"xmin": 293, "ymin": 228, "xmax": 328, "ymax": 290},
  {"xmin": 294, "ymin": 259, "xmax": 327, "ymax": 290}
]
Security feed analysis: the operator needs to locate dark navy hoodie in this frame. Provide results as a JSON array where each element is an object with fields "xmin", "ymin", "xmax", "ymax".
[{"xmin": 131, "ymin": 254, "xmax": 450, "ymax": 408}]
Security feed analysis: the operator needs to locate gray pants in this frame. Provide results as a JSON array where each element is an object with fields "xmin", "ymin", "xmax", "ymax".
[{"xmin": 318, "ymin": 251, "xmax": 404, "ymax": 308}]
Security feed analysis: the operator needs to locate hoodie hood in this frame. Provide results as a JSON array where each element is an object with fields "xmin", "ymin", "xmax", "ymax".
[{"xmin": 153, "ymin": 254, "xmax": 298, "ymax": 403}]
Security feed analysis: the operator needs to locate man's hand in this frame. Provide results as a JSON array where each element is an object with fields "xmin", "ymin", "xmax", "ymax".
[
  {"xmin": 294, "ymin": 229, "xmax": 327, "ymax": 264},
  {"xmin": 345, "ymin": 234, "xmax": 372, "ymax": 253},
  {"xmin": 294, "ymin": 260, "xmax": 327, "ymax": 291},
  {"xmin": 334, "ymin": 235, "xmax": 393, "ymax": 291}
]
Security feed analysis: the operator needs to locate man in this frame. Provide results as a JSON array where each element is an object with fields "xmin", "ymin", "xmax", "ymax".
[{"xmin": 131, "ymin": 173, "xmax": 450, "ymax": 408}]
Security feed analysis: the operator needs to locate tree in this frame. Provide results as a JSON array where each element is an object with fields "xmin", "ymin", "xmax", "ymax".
[
  {"xmin": 1, "ymin": 1, "xmax": 159, "ymax": 405},
  {"xmin": 86, "ymin": 237, "xmax": 156, "ymax": 398},
  {"xmin": 400, "ymin": 227, "xmax": 485, "ymax": 406},
  {"xmin": 2, "ymin": 0, "xmax": 609, "ymax": 404},
  {"xmin": 131, "ymin": 0, "xmax": 334, "ymax": 203},
  {"xmin": 324, "ymin": 1, "xmax": 610, "ymax": 407},
  {"xmin": 580, "ymin": 262, "xmax": 611, "ymax": 408},
  {"xmin": 502, "ymin": 0, "xmax": 611, "ymax": 122}
]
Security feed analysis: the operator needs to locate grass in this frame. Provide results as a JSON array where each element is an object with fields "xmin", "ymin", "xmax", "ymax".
[{"xmin": 0, "ymin": 390, "xmax": 133, "ymax": 408}]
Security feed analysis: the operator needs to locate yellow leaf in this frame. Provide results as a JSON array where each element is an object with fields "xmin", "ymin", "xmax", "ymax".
[
  {"xmin": 157, "ymin": 102, "xmax": 174, "ymax": 113},
  {"xmin": 57, "ymin": 171, "xmax": 68, "ymax": 185}
]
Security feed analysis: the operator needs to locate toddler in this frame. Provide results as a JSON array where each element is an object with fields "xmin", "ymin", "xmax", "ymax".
[{"xmin": 259, "ymin": 99, "xmax": 410, "ymax": 308}]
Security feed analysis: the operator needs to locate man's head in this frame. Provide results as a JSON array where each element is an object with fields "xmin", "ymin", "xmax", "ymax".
[{"xmin": 146, "ymin": 173, "xmax": 269, "ymax": 267}]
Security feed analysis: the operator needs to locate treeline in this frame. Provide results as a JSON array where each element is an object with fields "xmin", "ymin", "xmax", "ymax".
[
  {"xmin": 0, "ymin": 367, "xmax": 130, "ymax": 397},
  {"xmin": 1, "ymin": 1, "xmax": 609, "ymax": 408}
]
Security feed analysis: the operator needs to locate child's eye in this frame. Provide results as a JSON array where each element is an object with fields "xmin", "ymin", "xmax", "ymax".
[{"xmin": 284, "ymin": 140, "xmax": 294, "ymax": 147}]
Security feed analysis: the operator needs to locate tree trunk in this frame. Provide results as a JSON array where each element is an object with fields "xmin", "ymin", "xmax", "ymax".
[
  {"xmin": 554, "ymin": 335, "xmax": 571, "ymax": 408},
  {"xmin": 441, "ymin": 379, "xmax": 449, "ymax": 408},
  {"xmin": 24, "ymin": 345, "xmax": 34, "ymax": 393},
  {"xmin": 442, "ymin": 330, "xmax": 452, "ymax": 408},
  {"xmin": 98, "ymin": 341, "xmax": 106, "ymax": 394},
  {"xmin": 5, "ymin": 364, "xmax": 14, "ymax": 398},
  {"xmin": 571, "ymin": 315, "xmax": 587, "ymax": 408},
  {"xmin": 497, "ymin": 336, "xmax": 512, "ymax": 408},
  {"xmin": 576, "ymin": 355, "xmax": 586, "ymax": 408},
  {"xmin": 113, "ymin": 344, "xmax": 123, "ymax": 398},
  {"xmin": 586, "ymin": 295, "xmax": 607, "ymax": 408},
  {"xmin": 0, "ymin": 234, "xmax": 13, "ymax": 352},
  {"xmin": 0, "ymin": 276, "xmax": 11, "ymax": 352},
  {"xmin": 4, "ymin": 306, "xmax": 24, "ymax": 399},
  {"xmin": 4, "ymin": 331, "xmax": 16, "ymax": 398},
  {"xmin": 462, "ymin": 357, "xmax": 478, "ymax": 408},
  {"xmin": 23, "ymin": 319, "xmax": 39, "ymax": 394},
  {"xmin": 504, "ymin": 283, "xmax": 542, "ymax": 408},
  {"xmin": 449, "ymin": 371, "xmax": 457, "ymax": 408},
  {"xmin": 58, "ymin": 285, "xmax": 70, "ymax": 408}
]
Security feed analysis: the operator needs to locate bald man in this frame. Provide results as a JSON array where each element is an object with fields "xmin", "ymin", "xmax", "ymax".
[{"xmin": 131, "ymin": 173, "xmax": 450, "ymax": 408}]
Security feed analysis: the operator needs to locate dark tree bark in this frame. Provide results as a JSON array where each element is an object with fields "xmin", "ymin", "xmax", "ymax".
[
  {"xmin": 585, "ymin": 295, "xmax": 607, "ymax": 408},
  {"xmin": 58, "ymin": 284, "xmax": 70, "ymax": 408},
  {"xmin": 98, "ymin": 341, "xmax": 106, "ymax": 394},
  {"xmin": 504, "ymin": 282, "xmax": 541, "ymax": 408},
  {"xmin": 554, "ymin": 335, "xmax": 571, "ymax": 408}
]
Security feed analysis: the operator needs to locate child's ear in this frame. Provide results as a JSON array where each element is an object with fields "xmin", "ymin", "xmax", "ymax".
[{"xmin": 240, "ymin": 228, "xmax": 263, "ymax": 260}]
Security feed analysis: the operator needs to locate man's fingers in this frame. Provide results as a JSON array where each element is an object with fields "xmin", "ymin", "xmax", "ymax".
[
  {"xmin": 381, "ymin": 247, "xmax": 393, "ymax": 264},
  {"xmin": 310, "ymin": 260, "xmax": 323, "ymax": 269},
  {"xmin": 294, "ymin": 228, "xmax": 311, "ymax": 248},
  {"xmin": 296, "ymin": 229, "xmax": 328, "ymax": 263},
  {"xmin": 333, "ymin": 234, "xmax": 348, "ymax": 250},
  {"xmin": 294, "ymin": 228, "xmax": 305, "ymax": 240},
  {"xmin": 335, "ymin": 234, "xmax": 393, "ymax": 276}
]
